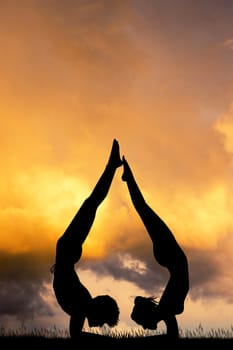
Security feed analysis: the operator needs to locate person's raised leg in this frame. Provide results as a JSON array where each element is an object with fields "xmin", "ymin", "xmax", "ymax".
[
  {"xmin": 59, "ymin": 139, "xmax": 122, "ymax": 247},
  {"xmin": 121, "ymin": 156, "xmax": 174, "ymax": 251},
  {"xmin": 121, "ymin": 156, "xmax": 146, "ymax": 209},
  {"xmin": 89, "ymin": 139, "xmax": 122, "ymax": 205}
]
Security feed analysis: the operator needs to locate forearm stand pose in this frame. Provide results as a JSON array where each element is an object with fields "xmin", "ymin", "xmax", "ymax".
[
  {"xmin": 52, "ymin": 139, "xmax": 121, "ymax": 339},
  {"xmin": 121, "ymin": 156, "xmax": 189, "ymax": 338}
]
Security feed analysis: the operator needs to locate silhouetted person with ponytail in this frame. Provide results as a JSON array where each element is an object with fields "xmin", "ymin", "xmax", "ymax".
[
  {"xmin": 51, "ymin": 139, "xmax": 121, "ymax": 339},
  {"xmin": 121, "ymin": 156, "xmax": 189, "ymax": 338}
]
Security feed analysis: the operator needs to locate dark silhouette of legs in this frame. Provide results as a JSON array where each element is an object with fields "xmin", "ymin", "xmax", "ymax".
[
  {"xmin": 122, "ymin": 156, "xmax": 189, "ymax": 338},
  {"xmin": 56, "ymin": 139, "xmax": 122, "ymax": 266},
  {"xmin": 52, "ymin": 139, "xmax": 121, "ymax": 337}
]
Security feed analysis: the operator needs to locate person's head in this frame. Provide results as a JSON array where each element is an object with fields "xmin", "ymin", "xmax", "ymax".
[
  {"xmin": 87, "ymin": 295, "xmax": 120, "ymax": 328},
  {"xmin": 131, "ymin": 296, "xmax": 158, "ymax": 330}
]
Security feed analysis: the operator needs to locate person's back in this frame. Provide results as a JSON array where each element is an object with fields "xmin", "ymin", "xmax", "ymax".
[{"xmin": 53, "ymin": 262, "xmax": 92, "ymax": 316}]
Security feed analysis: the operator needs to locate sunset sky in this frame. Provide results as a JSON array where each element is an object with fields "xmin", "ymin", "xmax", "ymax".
[{"xmin": 1, "ymin": 0, "xmax": 233, "ymax": 335}]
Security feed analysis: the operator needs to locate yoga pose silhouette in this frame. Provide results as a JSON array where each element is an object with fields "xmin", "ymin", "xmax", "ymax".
[
  {"xmin": 121, "ymin": 156, "xmax": 189, "ymax": 338},
  {"xmin": 51, "ymin": 139, "xmax": 121, "ymax": 339}
]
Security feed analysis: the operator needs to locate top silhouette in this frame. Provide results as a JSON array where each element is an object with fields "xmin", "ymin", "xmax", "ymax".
[
  {"xmin": 51, "ymin": 139, "xmax": 121, "ymax": 339},
  {"xmin": 121, "ymin": 156, "xmax": 189, "ymax": 338}
]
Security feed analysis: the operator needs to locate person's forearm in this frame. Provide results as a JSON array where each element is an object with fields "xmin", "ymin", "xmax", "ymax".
[
  {"xmin": 163, "ymin": 316, "xmax": 179, "ymax": 338},
  {"xmin": 69, "ymin": 314, "xmax": 84, "ymax": 339}
]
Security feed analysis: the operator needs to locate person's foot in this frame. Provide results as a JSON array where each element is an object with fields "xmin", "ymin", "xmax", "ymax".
[
  {"xmin": 121, "ymin": 156, "xmax": 130, "ymax": 181},
  {"xmin": 109, "ymin": 139, "xmax": 122, "ymax": 168}
]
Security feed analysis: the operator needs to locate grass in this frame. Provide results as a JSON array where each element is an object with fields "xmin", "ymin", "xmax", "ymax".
[{"xmin": 1, "ymin": 324, "xmax": 233, "ymax": 349}]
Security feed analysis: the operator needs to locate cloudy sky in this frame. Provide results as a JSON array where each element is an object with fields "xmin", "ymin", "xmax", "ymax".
[{"xmin": 1, "ymin": 0, "xmax": 233, "ymax": 335}]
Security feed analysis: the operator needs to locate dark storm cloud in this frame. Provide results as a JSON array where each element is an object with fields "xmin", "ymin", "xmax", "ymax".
[
  {"xmin": 80, "ymin": 234, "xmax": 232, "ymax": 302},
  {"xmin": 80, "ymin": 253, "xmax": 168, "ymax": 296},
  {"xmin": 0, "ymin": 280, "xmax": 52, "ymax": 319},
  {"xmin": 0, "ymin": 235, "xmax": 231, "ymax": 322},
  {"xmin": 0, "ymin": 251, "xmax": 54, "ymax": 321}
]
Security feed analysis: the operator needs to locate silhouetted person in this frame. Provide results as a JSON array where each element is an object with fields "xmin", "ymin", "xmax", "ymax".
[
  {"xmin": 121, "ymin": 156, "xmax": 189, "ymax": 338},
  {"xmin": 51, "ymin": 139, "xmax": 121, "ymax": 339}
]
